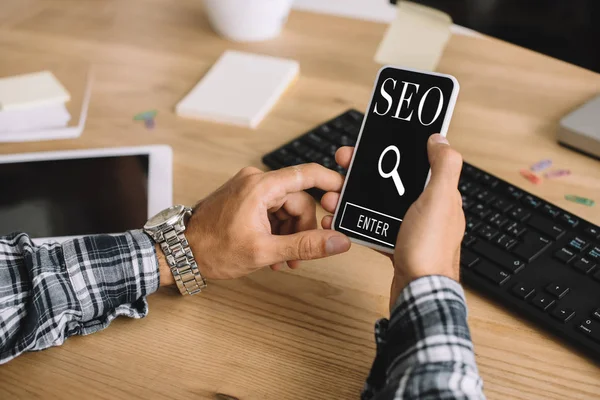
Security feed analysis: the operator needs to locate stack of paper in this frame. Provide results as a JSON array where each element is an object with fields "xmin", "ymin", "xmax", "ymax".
[
  {"xmin": 176, "ymin": 50, "xmax": 299, "ymax": 128},
  {"xmin": 0, "ymin": 70, "xmax": 91, "ymax": 142}
]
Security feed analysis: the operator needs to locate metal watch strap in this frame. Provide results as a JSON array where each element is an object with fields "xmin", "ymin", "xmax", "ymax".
[{"xmin": 158, "ymin": 222, "xmax": 206, "ymax": 295}]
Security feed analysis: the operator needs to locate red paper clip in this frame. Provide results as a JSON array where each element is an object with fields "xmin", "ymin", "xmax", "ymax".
[{"xmin": 520, "ymin": 169, "xmax": 542, "ymax": 184}]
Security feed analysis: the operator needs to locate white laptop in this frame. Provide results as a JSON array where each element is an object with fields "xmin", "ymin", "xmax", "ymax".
[{"xmin": 0, "ymin": 145, "xmax": 173, "ymax": 244}]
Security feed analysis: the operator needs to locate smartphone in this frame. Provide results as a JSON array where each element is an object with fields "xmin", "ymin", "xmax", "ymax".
[{"xmin": 332, "ymin": 66, "xmax": 460, "ymax": 254}]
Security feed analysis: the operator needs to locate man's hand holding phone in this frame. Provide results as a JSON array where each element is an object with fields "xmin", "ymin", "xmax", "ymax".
[{"xmin": 321, "ymin": 134, "xmax": 465, "ymax": 310}]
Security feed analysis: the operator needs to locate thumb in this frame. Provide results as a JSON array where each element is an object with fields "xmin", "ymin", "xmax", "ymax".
[
  {"xmin": 271, "ymin": 230, "xmax": 351, "ymax": 262},
  {"xmin": 426, "ymin": 134, "xmax": 463, "ymax": 190}
]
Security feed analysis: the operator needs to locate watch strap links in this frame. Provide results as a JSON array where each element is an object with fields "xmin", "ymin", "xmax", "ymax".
[{"xmin": 158, "ymin": 219, "xmax": 206, "ymax": 295}]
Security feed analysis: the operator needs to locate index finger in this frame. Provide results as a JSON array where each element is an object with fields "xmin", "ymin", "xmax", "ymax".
[{"xmin": 263, "ymin": 163, "xmax": 345, "ymax": 195}]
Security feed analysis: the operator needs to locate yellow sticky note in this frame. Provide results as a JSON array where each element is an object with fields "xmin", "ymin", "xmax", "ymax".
[{"xmin": 375, "ymin": 1, "xmax": 452, "ymax": 71}]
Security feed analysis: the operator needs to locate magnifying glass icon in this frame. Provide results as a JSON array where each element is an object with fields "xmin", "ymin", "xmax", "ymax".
[{"xmin": 378, "ymin": 145, "xmax": 405, "ymax": 196}]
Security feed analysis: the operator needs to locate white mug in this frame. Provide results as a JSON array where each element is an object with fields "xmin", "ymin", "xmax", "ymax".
[{"xmin": 204, "ymin": 0, "xmax": 293, "ymax": 42}]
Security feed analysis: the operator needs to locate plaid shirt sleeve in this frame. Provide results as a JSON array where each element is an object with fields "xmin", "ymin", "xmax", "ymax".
[
  {"xmin": 362, "ymin": 275, "xmax": 485, "ymax": 400},
  {"xmin": 0, "ymin": 230, "xmax": 159, "ymax": 364}
]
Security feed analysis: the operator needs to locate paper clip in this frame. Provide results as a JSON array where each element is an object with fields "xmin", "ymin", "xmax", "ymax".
[
  {"xmin": 565, "ymin": 195, "xmax": 595, "ymax": 207},
  {"xmin": 544, "ymin": 169, "xmax": 571, "ymax": 179},
  {"xmin": 134, "ymin": 110, "xmax": 158, "ymax": 121},
  {"xmin": 144, "ymin": 118, "xmax": 155, "ymax": 130},
  {"xmin": 530, "ymin": 159, "xmax": 552, "ymax": 172},
  {"xmin": 520, "ymin": 169, "xmax": 542, "ymax": 184}
]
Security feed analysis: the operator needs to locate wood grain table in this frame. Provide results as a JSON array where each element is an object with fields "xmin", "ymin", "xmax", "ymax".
[{"xmin": 1, "ymin": 1, "xmax": 599, "ymax": 399}]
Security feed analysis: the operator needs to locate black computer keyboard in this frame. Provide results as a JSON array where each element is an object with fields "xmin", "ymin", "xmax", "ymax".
[{"xmin": 262, "ymin": 109, "xmax": 600, "ymax": 361}]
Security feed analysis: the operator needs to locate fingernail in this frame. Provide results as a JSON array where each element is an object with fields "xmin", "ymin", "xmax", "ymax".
[
  {"xmin": 326, "ymin": 236, "xmax": 350, "ymax": 255},
  {"xmin": 430, "ymin": 134, "xmax": 449, "ymax": 145}
]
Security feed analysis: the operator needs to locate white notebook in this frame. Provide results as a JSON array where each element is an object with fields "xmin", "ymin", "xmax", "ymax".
[
  {"xmin": 0, "ymin": 71, "xmax": 71, "ymax": 111},
  {"xmin": 176, "ymin": 51, "xmax": 299, "ymax": 128}
]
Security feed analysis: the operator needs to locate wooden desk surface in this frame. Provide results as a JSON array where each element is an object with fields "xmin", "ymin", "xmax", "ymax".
[{"xmin": 1, "ymin": 1, "xmax": 599, "ymax": 399}]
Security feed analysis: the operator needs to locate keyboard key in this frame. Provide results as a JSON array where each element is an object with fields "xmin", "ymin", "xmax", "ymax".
[
  {"xmin": 509, "ymin": 207, "xmax": 531, "ymax": 222},
  {"xmin": 465, "ymin": 215, "xmax": 482, "ymax": 232},
  {"xmin": 462, "ymin": 196, "xmax": 474, "ymax": 211},
  {"xmin": 291, "ymin": 140, "xmax": 311, "ymax": 155},
  {"xmin": 593, "ymin": 309, "xmax": 600, "ymax": 321},
  {"xmin": 526, "ymin": 215, "xmax": 565, "ymax": 240},
  {"xmin": 458, "ymin": 178, "xmax": 472, "ymax": 189},
  {"xmin": 507, "ymin": 186, "xmax": 524, "ymax": 200},
  {"xmin": 487, "ymin": 213, "xmax": 509, "ymax": 229},
  {"xmin": 522, "ymin": 195, "xmax": 542, "ymax": 209},
  {"xmin": 310, "ymin": 153, "xmax": 331, "ymax": 166},
  {"xmin": 494, "ymin": 234, "xmax": 517, "ymax": 249},
  {"xmin": 339, "ymin": 135, "xmax": 353, "ymax": 146},
  {"xmin": 567, "ymin": 236, "xmax": 589, "ymax": 253},
  {"xmin": 504, "ymin": 221, "xmax": 527, "ymax": 237},
  {"xmin": 323, "ymin": 129, "xmax": 341, "ymax": 142},
  {"xmin": 462, "ymin": 164, "xmax": 478, "ymax": 177},
  {"xmin": 478, "ymin": 173, "xmax": 499, "ymax": 188},
  {"xmin": 460, "ymin": 249, "xmax": 480, "ymax": 268},
  {"xmin": 306, "ymin": 132, "xmax": 329, "ymax": 151},
  {"xmin": 594, "ymin": 269, "xmax": 600, "ymax": 282},
  {"xmin": 512, "ymin": 231, "xmax": 552, "ymax": 262},
  {"xmin": 546, "ymin": 283, "xmax": 570, "ymax": 299},
  {"xmin": 551, "ymin": 307, "xmax": 575, "ymax": 323},
  {"xmin": 578, "ymin": 319, "xmax": 600, "ymax": 343},
  {"xmin": 459, "ymin": 182, "xmax": 481, "ymax": 197},
  {"xmin": 335, "ymin": 165, "xmax": 346, "ymax": 175},
  {"xmin": 541, "ymin": 204, "xmax": 561, "ymax": 218},
  {"xmin": 316, "ymin": 124, "xmax": 333, "ymax": 136},
  {"xmin": 559, "ymin": 212, "xmax": 579, "ymax": 228},
  {"xmin": 471, "ymin": 203, "xmax": 491, "ymax": 220},
  {"xmin": 325, "ymin": 144, "xmax": 338, "ymax": 157},
  {"xmin": 476, "ymin": 190, "xmax": 496, "ymax": 204},
  {"xmin": 342, "ymin": 124, "xmax": 360, "ymax": 138},
  {"xmin": 273, "ymin": 148, "xmax": 292, "ymax": 163},
  {"xmin": 512, "ymin": 282, "xmax": 535, "ymax": 300},
  {"xmin": 588, "ymin": 246, "xmax": 600, "ymax": 262},
  {"xmin": 573, "ymin": 257, "xmax": 596, "ymax": 274},
  {"xmin": 532, "ymin": 294, "xmax": 555, "ymax": 311},
  {"xmin": 462, "ymin": 234, "xmax": 476, "ymax": 247},
  {"xmin": 263, "ymin": 154, "xmax": 283, "ymax": 170},
  {"xmin": 472, "ymin": 240, "xmax": 525, "ymax": 273},
  {"xmin": 492, "ymin": 198, "xmax": 514, "ymax": 213},
  {"xmin": 346, "ymin": 109, "xmax": 363, "ymax": 121},
  {"xmin": 477, "ymin": 225, "xmax": 499, "ymax": 241},
  {"xmin": 320, "ymin": 157, "xmax": 335, "ymax": 168},
  {"xmin": 463, "ymin": 165, "xmax": 485, "ymax": 181},
  {"xmin": 555, "ymin": 248, "xmax": 576, "ymax": 264},
  {"xmin": 305, "ymin": 149, "xmax": 322, "ymax": 160},
  {"xmin": 472, "ymin": 260, "xmax": 511, "ymax": 285},
  {"xmin": 331, "ymin": 118, "xmax": 344, "ymax": 130},
  {"xmin": 584, "ymin": 226, "xmax": 600, "ymax": 239}
]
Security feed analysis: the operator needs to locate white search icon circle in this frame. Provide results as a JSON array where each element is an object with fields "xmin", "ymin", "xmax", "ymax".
[{"xmin": 378, "ymin": 145, "xmax": 405, "ymax": 196}]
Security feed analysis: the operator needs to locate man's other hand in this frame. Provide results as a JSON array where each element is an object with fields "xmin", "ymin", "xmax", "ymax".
[{"xmin": 181, "ymin": 163, "xmax": 351, "ymax": 280}]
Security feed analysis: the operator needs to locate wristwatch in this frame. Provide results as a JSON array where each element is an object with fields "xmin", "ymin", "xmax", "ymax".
[{"xmin": 143, "ymin": 205, "xmax": 207, "ymax": 295}]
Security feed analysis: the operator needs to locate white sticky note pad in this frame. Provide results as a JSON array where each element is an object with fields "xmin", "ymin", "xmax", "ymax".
[
  {"xmin": 0, "ymin": 104, "xmax": 71, "ymax": 133},
  {"xmin": 176, "ymin": 51, "xmax": 299, "ymax": 128},
  {"xmin": 375, "ymin": 1, "xmax": 452, "ymax": 71},
  {"xmin": 0, "ymin": 71, "xmax": 71, "ymax": 111}
]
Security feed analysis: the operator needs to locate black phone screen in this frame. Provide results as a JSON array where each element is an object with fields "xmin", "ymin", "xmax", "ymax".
[{"xmin": 333, "ymin": 67, "xmax": 458, "ymax": 251}]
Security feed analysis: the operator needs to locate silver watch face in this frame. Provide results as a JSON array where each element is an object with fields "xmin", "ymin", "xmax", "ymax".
[{"xmin": 144, "ymin": 205, "xmax": 185, "ymax": 230}]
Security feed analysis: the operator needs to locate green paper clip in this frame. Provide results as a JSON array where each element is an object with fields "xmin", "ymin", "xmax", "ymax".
[
  {"xmin": 133, "ymin": 110, "xmax": 158, "ymax": 121},
  {"xmin": 565, "ymin": 195, "xmax": 595, "ymax": 207}
]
